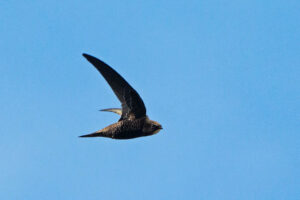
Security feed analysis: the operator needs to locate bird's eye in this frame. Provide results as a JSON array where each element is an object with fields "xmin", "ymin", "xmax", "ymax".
[{"xmin": 153, "ymin": 125, "xmax": 159, "ymax": 129}]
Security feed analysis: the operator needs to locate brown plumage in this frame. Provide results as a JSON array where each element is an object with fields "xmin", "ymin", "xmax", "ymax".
[{"xmin": 79, "ymin": 54, "xmax": 162, "ymax": 139}]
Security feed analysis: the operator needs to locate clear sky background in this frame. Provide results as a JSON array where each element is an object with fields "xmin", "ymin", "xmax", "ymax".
[{"xmin": 0, "ymin": 0, "xmax": 299, "ymax": 199}]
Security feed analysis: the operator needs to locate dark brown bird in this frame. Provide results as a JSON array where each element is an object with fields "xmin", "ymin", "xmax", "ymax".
[{"xmin": 79, "ymin": 53, "xmax": 163, "ymax": 139}]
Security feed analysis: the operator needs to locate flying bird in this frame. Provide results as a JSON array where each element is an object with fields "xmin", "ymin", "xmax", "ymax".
[{"xmin": 79, "ymin": 54, "xmax": 163, "ymax": 139}]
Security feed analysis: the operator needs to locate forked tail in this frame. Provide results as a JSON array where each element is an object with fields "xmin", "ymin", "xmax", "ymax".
[{"xmin": 79, "ymin": 131, "xmax": 103, "ymax": 138}]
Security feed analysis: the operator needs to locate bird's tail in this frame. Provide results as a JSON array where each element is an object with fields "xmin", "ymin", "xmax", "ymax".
[{"xmin": 79, "ymin": 131, "xmax": 103, "ymax": 138}]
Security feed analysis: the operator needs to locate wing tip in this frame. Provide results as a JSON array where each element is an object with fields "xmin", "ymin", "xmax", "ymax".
[
  {"xmin": 82, "ymin": 53, "xmax": 106, "ymax": 67},
  {"xmin": 82, "ymin": 53, "xmax": 91, "ymax": 59},
  {"xmin": 100, "ymin": 108, "xmax": 122, "ymax": 115}
]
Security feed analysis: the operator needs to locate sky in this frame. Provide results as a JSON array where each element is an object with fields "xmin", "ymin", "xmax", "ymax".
[{"xmin": 0, "ymin": 0, "xmax": 299, "ymax": 199}]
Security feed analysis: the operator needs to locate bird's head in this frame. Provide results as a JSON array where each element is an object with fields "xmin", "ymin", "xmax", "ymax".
[{"xmin": 143, "ymin": 118, "xmax": 163, "ymax": 135}]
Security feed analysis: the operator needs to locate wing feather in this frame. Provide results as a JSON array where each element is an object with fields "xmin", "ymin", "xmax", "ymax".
[{"xmin": 83, "ymin": 53, "xmax": 146, "ymax": 120}]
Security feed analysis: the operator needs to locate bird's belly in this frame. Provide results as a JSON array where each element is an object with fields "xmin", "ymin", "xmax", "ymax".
[{"xmin": 113, "ymin": 130, "xmax": 144, "ymax": 139}]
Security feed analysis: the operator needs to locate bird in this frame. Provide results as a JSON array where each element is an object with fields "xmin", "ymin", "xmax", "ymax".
[{"xmin": 79, "ymin": 53, "xmax": 163, "ymax": 139}]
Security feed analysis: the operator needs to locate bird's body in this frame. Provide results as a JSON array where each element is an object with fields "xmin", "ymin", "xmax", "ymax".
[
  {"xmin": 80, "ymin": 53, "xmax": 162, "ymax": 139},
  {"xmin": 80, "ymin": 116, "xmax": 161, "ymax": 139}
]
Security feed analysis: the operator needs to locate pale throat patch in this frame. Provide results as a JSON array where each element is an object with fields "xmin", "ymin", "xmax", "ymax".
[{"xmin": 153, "ymin": 129, "xmax": 161, "ymax": 134}]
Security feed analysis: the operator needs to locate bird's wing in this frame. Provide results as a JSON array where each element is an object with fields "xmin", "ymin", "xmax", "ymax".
[
  {"xmin": 83, "ymin": 53, "xmax": 146, "ymax": 120},
  {"xmin": 100, "ymin": 108, "xmax": 122, "ymax": 115}
]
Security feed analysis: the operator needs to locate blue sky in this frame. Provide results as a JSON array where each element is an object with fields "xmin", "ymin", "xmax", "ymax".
[{"xmin": 0, "ymin": 0, "xmax": 299, "ymax": 199}]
